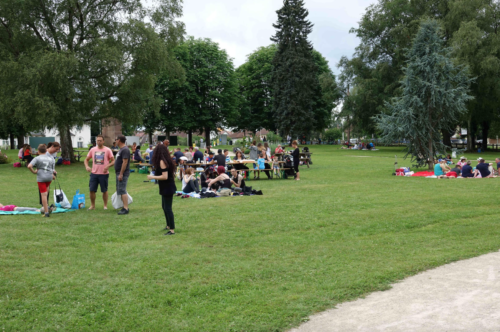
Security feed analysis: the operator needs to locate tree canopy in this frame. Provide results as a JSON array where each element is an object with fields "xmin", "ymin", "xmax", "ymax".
[
  {"xmin": 156, "ymin": 37, "xmax": 239, "ymax": 144},
  {"xmin": 340, "ymin": 0, "xmax": 500, "ymax": 150},
  {"xmin": 235, "ymin": 44, "xmax": 339, "ymax": 135},
  {"xmin": 375, "ymin": 20, "xmax": 473, "ymax": 168},
  {"xmin": 0, "ymin": 0, "xmax": 185, "ymax": 159}
]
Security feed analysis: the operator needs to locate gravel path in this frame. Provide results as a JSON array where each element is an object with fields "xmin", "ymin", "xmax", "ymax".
[{"xmin": 290, "ymin": 250, "xmax": 500, "ymax": 332}]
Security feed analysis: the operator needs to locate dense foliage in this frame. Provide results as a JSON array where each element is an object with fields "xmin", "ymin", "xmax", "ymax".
[
  {"xmin": 156, "ymin": 37, "xmax": 239, "ymax": 144},
  {"xmin": 375, "ymin": 20, "xmax": 473, "ymax": 169},
  {"xmin": 235, "ymin": 45, "xmax": 339, "ymax": 135},
  {"xmin": 0, "ymin": 0, "xmax": 185, "ymax": 160},
  {"xmin": 340, "ymin": 0, "xmax": 500, "ymax": 150}
]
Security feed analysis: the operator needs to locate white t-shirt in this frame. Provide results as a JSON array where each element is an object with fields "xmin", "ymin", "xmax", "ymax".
[{"xmin": 145, "ymin": 148, "xmax": 152, "ymax": 154}]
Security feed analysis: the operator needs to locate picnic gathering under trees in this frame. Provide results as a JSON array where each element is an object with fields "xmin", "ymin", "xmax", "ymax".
[{"xmin": 4, "ymin": 0, "xmax": 500, "ymax": 330}]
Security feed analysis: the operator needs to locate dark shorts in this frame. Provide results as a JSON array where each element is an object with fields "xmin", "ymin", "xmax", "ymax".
[
  {"xmin": 116, "ymin": 174, "xmax": 129, "ymax": 195},
  {"xmin": 89, "ymin": 173, "xmax": 109, "ymax": 193}
]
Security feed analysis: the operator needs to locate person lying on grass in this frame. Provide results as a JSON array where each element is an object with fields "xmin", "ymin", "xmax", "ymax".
[
  {"xmin": 0, "ymin": 203, "xmax": 54, "ymax": 214},
  {"xmin": 474, "ymin": 158, "xmax": 495, "ymax": 178}
]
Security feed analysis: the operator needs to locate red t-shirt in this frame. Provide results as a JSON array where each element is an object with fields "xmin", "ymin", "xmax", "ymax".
[{"xmin": 87, "ymin": 147, "xmax": 113, "ymax": 175}]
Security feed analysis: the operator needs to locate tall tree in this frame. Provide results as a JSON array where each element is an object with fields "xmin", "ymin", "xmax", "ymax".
[
  {"xmin": 270, "ymin": 0, "xmax": 326, "ymax": 138},
  {"xmin": 375, "ymin": 20, "xmax": 473, "ymax": 169},
  {"xmin": 235, "ymin": 45, "xmax": 339, "ymax": 135},
  {"xmin": 0, "ymin": 0, "xmax": 184, "ymax": 161},
  {"xmin": 157, "ymin": 37, "xmax": 239, "ymax": 144}
]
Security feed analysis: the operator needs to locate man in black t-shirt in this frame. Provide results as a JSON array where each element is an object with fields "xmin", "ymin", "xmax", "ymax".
[
  {"xmin": 193, "ymin": 147, "xmax": 204, "ymax": 162},
  {"xmin": 114, "ymin": 135, "xmax": 131, "ymax": 215},
  {"xmin": 173, "ymin": 148, "xmax": 184, "ymax": 163},
  {"xmin": 213, "ymin": 149, "xmax": 226, "ymax": 167}
]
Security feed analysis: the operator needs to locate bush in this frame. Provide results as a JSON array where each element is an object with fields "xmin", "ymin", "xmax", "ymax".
[
  {"xmin": 244, "ymin": 149, "xmax": 250, "ymax": 154},
  {"xmin": 324, "ymin": 128, "xmax": 342, "ymax": 141},
  {"xmin": 0, "ymin": 153, "xmax": 10, "ymax": 164}
]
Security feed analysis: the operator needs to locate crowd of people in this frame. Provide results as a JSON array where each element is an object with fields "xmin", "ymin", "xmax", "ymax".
[
  {"xmin": 434, "ymin": 156, "xmax": 498, "ymax": 178},
  {"xmin": 8, "ymin": 136, "xmax": 304, "ymax": 236}
]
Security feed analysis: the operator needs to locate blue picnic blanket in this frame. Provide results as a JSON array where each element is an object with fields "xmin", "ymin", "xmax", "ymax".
[{"xmin": 0, "ymin": 208, "xmax": 74, "ymax": 215}]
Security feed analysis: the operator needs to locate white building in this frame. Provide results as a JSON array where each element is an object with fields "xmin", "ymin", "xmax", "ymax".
[{"xmin": 44, "ymin": 124, "xmax": 91, "ymax": 148}]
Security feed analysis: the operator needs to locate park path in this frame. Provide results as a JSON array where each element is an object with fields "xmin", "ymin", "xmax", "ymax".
[{"xmin": 290, "ymin": 250, "xmax": 500, "ymax": 332}]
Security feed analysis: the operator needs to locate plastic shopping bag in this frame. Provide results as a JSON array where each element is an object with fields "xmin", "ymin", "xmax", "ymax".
[
  {"xmin": 111, "ymin": 192, "xmax": 133, "ymax": 210},
  {"xmin": 71, "ymin": 190, "xmax": 86, "ymax": 210},
  {"xmin": 54, "ymin": 189, "xmax": 71, "ymax": 209}
]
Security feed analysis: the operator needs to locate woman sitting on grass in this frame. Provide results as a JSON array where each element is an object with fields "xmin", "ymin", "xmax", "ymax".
[
  {"xmin": 461, "ymin": 161, "xmax": 474, "ymax": 178},
  {"xmin": 433, "ymin": 159, "xmax": 450, "ymax": 176},
  {"xmin": 182, "ymin": 168, "xmax": 200, "ymax": 194},
  {"xmin": 207, "ymin": 166, "xmax": 231, "ymax": 190},
  {"xmin": 230, "ymin": 168, "xmax": 246, "ymax": 189}
]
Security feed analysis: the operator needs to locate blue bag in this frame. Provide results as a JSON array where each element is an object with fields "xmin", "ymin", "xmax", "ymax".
[{"xmin": 71, "ymin": 190, "xmax": 86, "ymax": 210}]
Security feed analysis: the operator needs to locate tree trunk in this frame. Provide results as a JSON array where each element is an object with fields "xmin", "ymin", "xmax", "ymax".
[
  {"xmin": 9, "ymin": 132, "xmax": 15, "ymax": 150},
  {"xmin": 17, "ymin": 133, "xmax": 24, "ymax": 149},
  {"xmin": 428, "ymin": 138, "xmax": 434, "ymax": 170},
  {"xmin": 481, "ymin": 121, "xmax": 490, "ymax": 152},
  {"xmin": 148, "ymin": 131, "xmax": 153, "ymax": 145},
  {"xmin": 467, "ymin": 118, "xmax": 474, "ymax": 152},
  {"xmin": 441, "ymin": 129, "xmax": 452, "ymax": 147},
  {"xmin": 188, "ymin": 129, "xmax": 193, "ymax": 147},
  {"xmin": 205, "ymin": 127, "xmax": 210, "ymax": 148},
  {"xmin": 60, "ymin": 125, "xmax": 76, "ymax": 163},
  {"xmin": 347, "ymin": 116, "xmax": 350, "ymax": 144}
]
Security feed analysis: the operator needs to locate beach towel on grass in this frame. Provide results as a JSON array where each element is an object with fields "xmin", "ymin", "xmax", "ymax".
[
  {"xmin": 0, "ymin": 208, "xmax": 74, "ymax": 215},
  {"xmin": 412, "ymin": 171, "xmax": 435, "ymax": 177}
]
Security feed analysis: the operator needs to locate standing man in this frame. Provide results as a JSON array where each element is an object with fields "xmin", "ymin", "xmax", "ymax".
[
  {"xmin": 114, "ymin": 135, "xmax": 131, "ymax": 215},
  {"xmin": 84, "ymin": 135, "xmax": 115, "ymax": 210}
]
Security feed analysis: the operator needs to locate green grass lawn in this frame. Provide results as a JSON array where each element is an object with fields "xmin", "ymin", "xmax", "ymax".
[{"xmin": 1, "ymin": 146, "xmax": 500, "ymax": 331}]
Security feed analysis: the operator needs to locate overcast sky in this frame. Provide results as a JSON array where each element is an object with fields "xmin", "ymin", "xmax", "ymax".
[{"xmin": 180, "ymin": 0, "xmax": 376, "ymax": 75}]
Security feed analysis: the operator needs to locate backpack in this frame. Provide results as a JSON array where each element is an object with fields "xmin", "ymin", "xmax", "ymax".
[{"xmin": 13, "ymin": 162, "xmax": 21, "ymax": 168}]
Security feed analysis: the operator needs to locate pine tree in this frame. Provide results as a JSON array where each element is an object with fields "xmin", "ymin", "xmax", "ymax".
[
  {"xmin": 375, "ymin": 20, "xmax": 474, "ymax": 169},
  {"xmin": 271, "ymin": 0, "xmax": 325, "ymax": 138}
]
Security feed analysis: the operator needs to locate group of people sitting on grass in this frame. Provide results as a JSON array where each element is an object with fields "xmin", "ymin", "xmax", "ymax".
[
  {"xmin": 343, "ymin": 141, "xmax": 375, "ymax": 150},
  {"xmin": 434, "ymin": 156, "xmax": 498, "ymax": 178}
]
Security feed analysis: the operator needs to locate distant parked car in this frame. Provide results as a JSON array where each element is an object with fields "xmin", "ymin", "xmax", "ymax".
[
  {"xmin": 451, "ymin": 139, "xmax": 464, "ymax": 144},
  {"xmin": 476, "ymin": 139, "xmax": 483, "ymax": 143}
]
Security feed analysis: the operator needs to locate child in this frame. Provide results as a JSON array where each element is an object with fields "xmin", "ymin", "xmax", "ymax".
[
  {"xmin": 23, "ymin": 144, "xmax": 34, "ymax": 164},
  {"xmin": 272, "ymin": 155, "xmax": 280, "ymax": 176},
  {"xmin": 0, "ymin": 203, "xmax": 54, "ymax": 214},
  {"xmin": 256, "ymin": 153, "xmax": 266, "ymax": 180},
  {"xmin": 28, "ymin": 144, "xmax": 56, "ymax": 217}
]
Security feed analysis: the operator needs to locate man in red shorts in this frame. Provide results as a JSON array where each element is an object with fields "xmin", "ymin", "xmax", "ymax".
[{"xmin": 28, "ymin": 144, "xmax": 56, "ymax": 217}]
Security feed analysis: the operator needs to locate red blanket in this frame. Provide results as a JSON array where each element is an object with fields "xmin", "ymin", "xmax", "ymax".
[{"xmin": 412, "ymin": 171, "xmax": 435, "ymax": 177}]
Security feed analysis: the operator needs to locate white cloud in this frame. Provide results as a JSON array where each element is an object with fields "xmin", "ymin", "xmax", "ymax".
[{"xmin": 180, "ymin": 0, "xmax": 376, "ymax": 74}]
